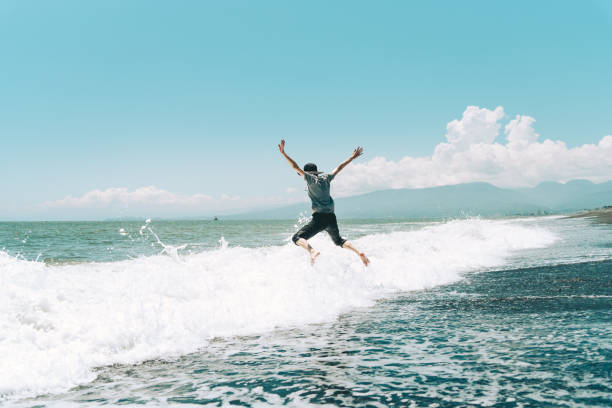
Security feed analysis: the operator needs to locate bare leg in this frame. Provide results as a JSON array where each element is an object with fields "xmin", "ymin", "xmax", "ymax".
[
  {"xmin": 296, "ymin": 238, "xmax": 320, "ymax": 265},
  {"xmin": 342, "ymin": 241, "xmax": 370, "ymax": 266}
]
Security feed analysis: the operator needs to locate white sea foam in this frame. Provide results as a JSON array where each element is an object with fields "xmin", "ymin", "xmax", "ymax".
[{"xmin": 0, "ymin": 219, "xmax": 557, "ymax": 400}]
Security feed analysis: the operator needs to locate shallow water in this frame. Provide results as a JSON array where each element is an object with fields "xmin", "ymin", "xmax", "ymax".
[
  {"xmin": 1, "ymin": 216, "xmax": 611, "ymax": 407},
  {"xmin": 0, "ymin": 218, "xmax": 429, "ymax": 264}
]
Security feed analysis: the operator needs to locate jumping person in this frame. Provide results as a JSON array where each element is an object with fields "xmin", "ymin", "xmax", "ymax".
[{"xmin": 278, "ymin": 139, "xmax": 370, "ymax": 266}]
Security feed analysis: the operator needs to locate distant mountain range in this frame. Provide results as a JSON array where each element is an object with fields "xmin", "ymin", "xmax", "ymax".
[{"xmin": 229, "ymin": 180, "xmax": 612, "ymax": 220}]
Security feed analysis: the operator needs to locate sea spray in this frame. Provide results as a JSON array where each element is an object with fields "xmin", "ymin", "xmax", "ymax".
[{"xmin": 0, "ymin": 218, "xmax": 557, "ymax": 400}]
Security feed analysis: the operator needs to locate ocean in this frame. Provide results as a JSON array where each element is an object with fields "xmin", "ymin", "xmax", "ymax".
[{"xmin": 0, "ymin": 216, "xmax": 610, "ymax": 407}]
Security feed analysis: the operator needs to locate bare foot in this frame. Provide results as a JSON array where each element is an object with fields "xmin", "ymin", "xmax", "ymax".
[
  {"xmin": 359, "ymin": 252, "xmax": 370, "ymax": 266},
  {"xmin": 310, "ymin": 250, "xmax": 320, "ymax": 265}
]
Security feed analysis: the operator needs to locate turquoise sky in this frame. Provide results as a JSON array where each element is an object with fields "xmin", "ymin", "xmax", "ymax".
[{"xmin": 1, "ymin": 0, "xmax": 611, "ymax": 219}]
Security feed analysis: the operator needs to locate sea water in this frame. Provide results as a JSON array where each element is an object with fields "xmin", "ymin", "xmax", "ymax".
[{"xmin": 0, "ymin": 216, "xmax": 610, "ymax": 407}]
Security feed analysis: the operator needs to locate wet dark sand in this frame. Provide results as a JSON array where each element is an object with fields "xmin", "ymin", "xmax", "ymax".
[{"xmin": 566, "ymin": 207, "xmax": 612, "ymax": 224}]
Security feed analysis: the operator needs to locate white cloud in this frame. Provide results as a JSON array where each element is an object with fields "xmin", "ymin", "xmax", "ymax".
[
  {"xmin": 41, "ymin": 186, "xmax": 293, "ymax": 217},
  {"xmin": 505, "ymin": 114, "xmax": 539, "ymax": 148},
  {"xmin": 445, "ymin": 105, "xmax": 504, "ymax": 148},
  {"xmin": 43, "ymin": 186, "xmax": 215, "ymax": 208},
  {"xmin": 334, "ymin": 106, "xmax": 612, "ymax": 196}
]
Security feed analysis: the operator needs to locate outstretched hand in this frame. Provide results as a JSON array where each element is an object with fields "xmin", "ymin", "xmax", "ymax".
[
  {"xmin": 331, "ymin": 146, "xmax": 364, "ymax": 176},
  {"xmin": 352, "ymin": 146, "xmax": 363, "ymax": 159},
  {"xmin": 278, "ymin": 139, "xmax": 286, "ymax": 154}
]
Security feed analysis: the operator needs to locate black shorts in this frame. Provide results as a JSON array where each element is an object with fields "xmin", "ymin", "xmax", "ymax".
[{"xmin": 292, "ymin": 212, "xmax": 347, "ymax": 247}]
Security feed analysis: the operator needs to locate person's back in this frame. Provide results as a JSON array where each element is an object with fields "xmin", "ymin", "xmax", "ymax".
[{"xmin": 304, "ymin": 172, "xmax": 335, "ymax": 213}]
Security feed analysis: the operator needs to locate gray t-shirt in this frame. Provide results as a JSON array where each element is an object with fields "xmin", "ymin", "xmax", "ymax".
[{"xmin": 304, "ymin": 172, "xmax": 335, "ymax": 213}]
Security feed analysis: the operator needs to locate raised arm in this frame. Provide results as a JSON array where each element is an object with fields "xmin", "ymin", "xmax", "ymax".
[
  {"xmin": 278, "ymin": 139, "xmax": 305, "ymax": 177},
  {"xmin": 332, "ymin": 146, "xmax": 363, "ymax": 176}
]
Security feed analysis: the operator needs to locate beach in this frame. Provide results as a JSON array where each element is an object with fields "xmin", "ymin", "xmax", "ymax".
[{"xmin": 567, "ymin": 207, "xmax": 612, "ymax": 224}]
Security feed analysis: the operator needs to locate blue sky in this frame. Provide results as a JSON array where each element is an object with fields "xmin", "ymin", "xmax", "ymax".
[{"xmin": 1, "ymin": 0, "xmax": 611, "ymax": 219}]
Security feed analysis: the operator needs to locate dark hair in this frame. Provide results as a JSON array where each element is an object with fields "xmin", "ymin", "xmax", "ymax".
[{"xmin": 303, "ymin": 163, "xmax": 318, "ymax": 172}]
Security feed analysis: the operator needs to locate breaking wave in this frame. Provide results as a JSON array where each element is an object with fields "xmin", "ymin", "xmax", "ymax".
[{"xmin": 0, "ymin": 219, "xmax": 557, "ymax": 399}]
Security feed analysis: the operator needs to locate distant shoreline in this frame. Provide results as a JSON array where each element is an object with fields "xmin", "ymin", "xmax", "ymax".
[
  {"xmin": 2, "ymin": 208, "xmax": 611, "ymax": 224},
  {"xmin": 1, "ymin": 211, "xmax": 611, "ymax": 223},
  {"xmin": 566, "ymin": 207, "xmax": 612, "ymax": 224}
]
